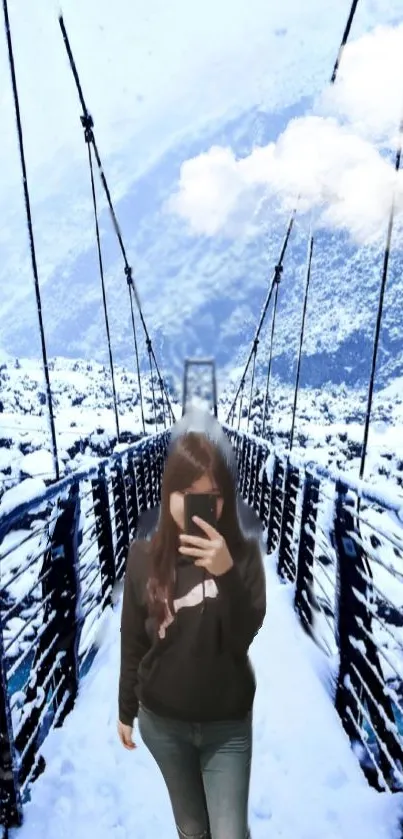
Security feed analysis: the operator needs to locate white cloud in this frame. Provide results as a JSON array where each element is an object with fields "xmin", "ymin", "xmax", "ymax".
[
  {"xmin": 168, "ymin": 23, "xmax": 403, "ymax": 245},
  {"xmin": 167, "ymin": 146, "xmax": 269, "ymax": 236},
  {"xmin": 2, "ymin": 1, "xmax": 402, "ymax": 200},
  {"xmin": 318, "ymin": 23, "xmax": 403, "ymax": 148}
]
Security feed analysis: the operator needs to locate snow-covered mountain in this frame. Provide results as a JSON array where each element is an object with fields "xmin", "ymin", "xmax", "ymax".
[
  {"xmin": 1, "ymin": 98, "xmax": 402, "ymax": 389},
  {"xmin": 2, "ymin": 3, "xmax": 402, "ymax": 391}
]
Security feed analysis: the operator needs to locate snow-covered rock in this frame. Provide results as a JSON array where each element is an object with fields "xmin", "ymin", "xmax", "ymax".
[{"xmin": 0, "ymin": 477, "xmax": 47, "ymax": 515}]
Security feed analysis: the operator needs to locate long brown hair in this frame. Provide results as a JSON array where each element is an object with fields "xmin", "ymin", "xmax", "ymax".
[{"xmin": 147, "ymin": 430, "xmax": 247, "ymax": 625}]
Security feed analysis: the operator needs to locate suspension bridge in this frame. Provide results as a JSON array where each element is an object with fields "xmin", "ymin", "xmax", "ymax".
[{"xmin": 1, "ymin": 0, "xmax": 403, "ymax": 837}]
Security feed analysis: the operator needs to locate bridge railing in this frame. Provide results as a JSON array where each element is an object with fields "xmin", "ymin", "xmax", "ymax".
[
  {"xmin": 225, "ymin": 425, "xmax": 403, "ymax": 793},
  {"xmin": 0, "ymin": 430, "xmax": 169, "ymax": 831},
  {"xmin": 2, "ymin": 424, "xmax": 403, "ymax": 833}
]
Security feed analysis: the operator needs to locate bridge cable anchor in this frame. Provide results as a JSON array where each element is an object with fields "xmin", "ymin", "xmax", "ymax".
[
  {"xmin": 274, "ymin": 264, "xmax": 283, "ymax": 284},
  {"xmin": 80, "ymin": 112, "xmax": 94, "ymax": 144}
]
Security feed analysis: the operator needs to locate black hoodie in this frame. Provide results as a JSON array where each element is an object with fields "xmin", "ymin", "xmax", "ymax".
[{"xmin": 118, "ymin": 535, "xmax": 266, "ymax": 725}]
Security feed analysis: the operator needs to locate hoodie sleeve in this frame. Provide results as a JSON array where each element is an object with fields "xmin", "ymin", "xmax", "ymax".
[
  {"xmin": 118, "ymin": 541, "xmax": 151, "ymax": 726},
  {"xmin": 216, "ymin": 537, "xmax": 266, "ymax": 655}
]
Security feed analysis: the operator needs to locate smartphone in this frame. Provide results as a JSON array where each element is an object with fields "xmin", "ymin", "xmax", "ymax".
[{"xmin": 184, "ymin": 493, "xmax": 217, "ymax": 538}]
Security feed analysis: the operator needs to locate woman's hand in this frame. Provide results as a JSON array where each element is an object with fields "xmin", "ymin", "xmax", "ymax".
[
  {"xmin": 117, "ymin": 720, "xmax": 136, "ymax": 750},
  {"xmin": 179, "ymin": 517, "xmax": 234, "ymax": 577}
]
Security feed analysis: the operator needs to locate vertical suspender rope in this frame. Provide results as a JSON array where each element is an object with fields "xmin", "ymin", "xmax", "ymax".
[
  {"xmin": 227, "ymin": 0, "xmax": 362, "ymax": 430},
  {"xmin": 246, "ymin": 339, "xmax": 259, "ymax": 431},
  {"xmin": 85, "ymin": 129, "xmax": 121, "ymax": 442},
  {"xmin": 59, "ymin": 15, "xmax": 174, "ymax": 429},
  {"xmin": 146, "ymin": 339, "xmax": 158, "ymax": 433},
  {"xmin": 3, "ymin": 0, "xmax": 60, "ymax": 481},
  {"xmin": 59, "ymin": 15, "xmax": 147, "ymax": 430},
  {"xmin": 157, "ymin": 374, "xmax": 167, "ymax": 429},
  {"xmin": 125, "ymin": 266, "xmax": 146, "ymax": 433},
  {"xmin": 289, "ymin": 234, "xmax": 314, "ymax": 451},
  {"xmin": 226, "ymin": 212, "xmax": 295, "ymax": 424},
  {"xmin": 261, "ymin": 266, "xmax": 282, "ymax": 438},
  {"xmin": 331, "ymin": 0, "xmax": 360, "ymax": 83},
  {"xmin": 287, "ymin": 0, "xmax": 361, "ymax": 452},
  {"xmin": 237, "ymin": 380, "xmax": 245, "ymax": 431},
  {"xmin": 359, "ymin": 110, "xmax": 403, "ymax": 482}
]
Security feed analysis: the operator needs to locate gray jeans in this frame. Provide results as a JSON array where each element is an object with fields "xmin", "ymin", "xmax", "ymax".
[{"xmin": 138, "ymin": 702, "xmax": 252, "ymax": 839}]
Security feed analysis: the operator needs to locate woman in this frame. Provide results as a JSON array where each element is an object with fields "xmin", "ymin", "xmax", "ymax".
[{"xmin": 117, "ymin": 415, "xmax": 266, "ymax": 839}]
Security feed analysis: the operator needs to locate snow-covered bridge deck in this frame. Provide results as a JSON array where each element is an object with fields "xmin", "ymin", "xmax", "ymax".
[{"xmin": 10, "ymin": 554, "xmax": 403, "ymax": 839}]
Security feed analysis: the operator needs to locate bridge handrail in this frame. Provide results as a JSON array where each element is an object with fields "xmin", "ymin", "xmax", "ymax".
[
  {"xmin": 222, "ymin": 423, "xmax": 403, "ymax": 516},
  {"xmin": 0, "ymin": 430, "xmax": 169, "ymax": 541},
  {"xmin": 2, "ymin": 423, "xmax": 403, "ymax": 835},
  {"xmin": 224, "ymin": 425, "xmax": 403, "ymax": 793},
  {"xmin": 0, "ymin": 429, "xmax": 171, "ymax": 831}
]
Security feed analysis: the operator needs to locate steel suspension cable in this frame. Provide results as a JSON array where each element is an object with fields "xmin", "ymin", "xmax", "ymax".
[
  {"xmin": 86, "ymin": 139, "xmax": 121, "ymax": 442},
  {"xmin": 287, "ymin": 0, "xmax": 362, "ymax": 451},
  {"xmin": 359, "ymin": 109, "xmax": 403, "ymax": 481},
  {"xmin": 58, "ymin": 15, "xmax": 175, "ymax": 427},
  {"xmin": 3, "ymin": 0, "xmax": 60, "ymax": 481},
  {"xmin": 331, "ymin": 0, "xmax": 360, "ymax": 83},
  {"xmin": 289, "ymin": 234, "xmax": 314, "ymax": 450},
  {"xmin": 146, "ymin": 338, "xmax": 158, "ymax": 433},
  {"xmin": 246, "ymin": 339, "xmax": 258, "ymax": 431},
  {"xmin": 226, "ymin": 212, "xmax": 295, "ymax": 423},
  {"xmin": 158, "ymin": 374, "xmax": 167, "ymax": 429},
  {"xmin": 128, "ymin": 283, "xmax": 146, "ymax": 433},
  {"xmin": 227, "ymin": 0, "xmax": 362, "ymax": 430},
  {"xmin": 237, "ymin": 380, "xmax": 245, "ymax": 431},
  {"xmin": 261, "ymin": 266, "xmax": 282, "ymax": 438}
]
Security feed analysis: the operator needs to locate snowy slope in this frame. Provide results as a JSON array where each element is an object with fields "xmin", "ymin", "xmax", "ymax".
[
  {"xmin": 232, "ymin": 375, "xmax": 403, "ymax": 501},
  {"xmin": 0, "ymin": 356, "xmax": 181, "ymax": 500},
  {"xmin": 1, "ymin": 356, "xmax": 402, "ymax": 503},
  {"xmin": 7, "ymin": 552, "xmax": 403, "ymax": 839}
]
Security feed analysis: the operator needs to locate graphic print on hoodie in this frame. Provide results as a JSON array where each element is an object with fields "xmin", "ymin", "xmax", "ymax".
[
  {"xmin": 158, "ymin": 577, "xmax": 219, "ymax": 639},
  {"xmin": 118, "ymin": 537, "xmax": 266, "ymax": 726}
]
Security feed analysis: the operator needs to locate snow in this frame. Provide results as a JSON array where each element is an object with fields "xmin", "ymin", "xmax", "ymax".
[
  {"xmin": 0, "ymin": 355, "xmax": 181, "ymax": 500},
  {"xmin": 8, "ymin": 551, "xmax": 403, "ymax": 839},
  {"xmin": 0, "ymin": 477, "xmax": 47, "ymax": 515},
  {"xmin": 219, "ymin": 374, "xmax": 403, "ymax": 504},
  {"xmin": 19, "ymin": 450, "xmax": 55, "ymax": 479}
]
